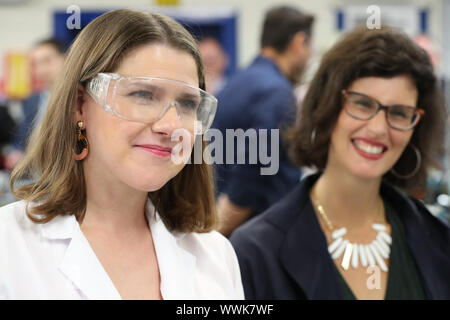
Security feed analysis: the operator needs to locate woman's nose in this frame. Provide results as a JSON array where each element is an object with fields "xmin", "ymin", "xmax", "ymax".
[
  {"xmin": 366, "ymin": 109, "xmax": 390, "ymax": 134},
  {"xmin": 151, "ymin": 103, "xmax": 183, "ymax": 135}
]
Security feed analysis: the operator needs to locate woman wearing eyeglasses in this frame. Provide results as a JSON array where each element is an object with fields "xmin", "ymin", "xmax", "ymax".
[
  {"xmin": 230, "ymin": 26, "xmax": 450, "ymax": 300},
  {"xmin": 0, "ymin": 10, "xmax": 244, "ymax": 299}
]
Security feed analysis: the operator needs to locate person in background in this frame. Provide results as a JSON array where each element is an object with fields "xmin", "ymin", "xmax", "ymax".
[
  {"xmin": 230, "ymin": 26, "xmax": 450, "ymax": 300},
  {"xmin": 212, "ymin": 6, "xmax": 314, "ymax": 237},
  {"xmin": 3, "ymin": 38, "xmax": 65, "ymax": 171},
  {"xmin": 198, "ymin": 37, "xmax": 229, "ymax": 95},
  {"xmin": 413, "ymin": 33, "xmax": 450, "ymax": 221},
  {"xmin": 0, "ymin": 100, "xmax": 15, "ymax": 170},
  {"xmin": 0, "ymin": 9, "xmax": 243, "ymax": 300}
]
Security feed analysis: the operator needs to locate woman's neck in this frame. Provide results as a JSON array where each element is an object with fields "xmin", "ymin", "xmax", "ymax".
[
  {"xmin": 312, "ymin": 168, "xmax": 385, "ymax": 231},
  {"xmin": 80, "ymin": 159, "xmax": 149, "ymax": 234}
]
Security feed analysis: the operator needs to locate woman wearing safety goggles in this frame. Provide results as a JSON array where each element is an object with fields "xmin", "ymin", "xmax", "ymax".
[{"xmin": 0, "ymin": 9, "xmax": 243, "ymax": 300}]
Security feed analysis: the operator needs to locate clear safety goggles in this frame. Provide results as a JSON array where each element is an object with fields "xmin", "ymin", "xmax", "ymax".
[{"xmin": 86, "ymin": 73, "xmax": 218, "ymax": 134}]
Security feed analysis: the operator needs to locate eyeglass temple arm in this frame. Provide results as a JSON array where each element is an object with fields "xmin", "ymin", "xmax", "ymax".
[{"xmin": 86, "ymin": 73, "xmax": 120, "ymax": 112}]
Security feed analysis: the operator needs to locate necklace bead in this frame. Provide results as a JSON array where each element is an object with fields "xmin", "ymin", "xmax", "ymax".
[
  {"xmin": 341, "ymin": 243, "xmax": 354, "ymax": 270},
  {"xmin": 328, "ymin": 237, "xmax": 344, "ymax": 254},
  {"xmin": 332, "ymin": 227, "xmax": 347, "ymax": 239},
  {"xmin": 351, "ymin": 244, "xmax": 359, "ymax": 268},
  {"xmin": 359, "ymin": 244, "xmax": 368, "ymax": 267}
]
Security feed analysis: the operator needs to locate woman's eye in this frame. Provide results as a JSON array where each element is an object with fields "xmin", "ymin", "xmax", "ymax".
[
  {"xmin": 355, "ymin": 99, "xmax": 374, "ymax": 108},
  {"xmin": 178, "ymin": 99, "xmax": 199, "ymax": 110},
  {"xmin": 390, "ymin": 108, "xmax": 408, "ymax": 119},
  {"xmin": 129, "ymin": 90, "xmax": 155, "ymax": 100}
]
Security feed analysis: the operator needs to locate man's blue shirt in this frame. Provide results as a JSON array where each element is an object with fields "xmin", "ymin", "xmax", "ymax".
[{"xmin": 211, "ymin": 55, "xmax": 300, "ymax": 216}]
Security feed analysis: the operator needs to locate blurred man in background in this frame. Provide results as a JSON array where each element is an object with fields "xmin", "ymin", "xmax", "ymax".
[
  {"xmin": 4, "ymin": 38, "xmax": 65, "ymax": 171},
  {"xmin": 198, "ymin": 37, "xmax": 229, "ymax": 95},
  {"xmin": 0, "ymin": 99, "xmax": 15, "ymax": 165},
  {"xmin": 212, "ymin": 6, "xmax": 314, "ymax": 236}
]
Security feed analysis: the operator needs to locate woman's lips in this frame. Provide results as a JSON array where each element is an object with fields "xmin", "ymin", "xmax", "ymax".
[
  {"xmin": 135, "ymin": 144, "xmax": 172, "ymax": 157},
  {"xmin": 351, "ymin": 138, "xmax": 387, "ymax": 160}
]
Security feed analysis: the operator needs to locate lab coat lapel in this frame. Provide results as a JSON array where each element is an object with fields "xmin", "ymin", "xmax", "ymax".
[
  {"xmin": 52, "ymin": 217, "xmax": 121, "ymax": 300},
  {"xmin": 147, "ymin": 205, "xmax": 197, "ymax": 300},
  {"xmin": 41, "ymin": 201, "xmax": 198, "ymax": 300}
]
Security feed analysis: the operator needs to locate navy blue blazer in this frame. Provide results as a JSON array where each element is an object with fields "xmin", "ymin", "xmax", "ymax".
[{"xmin": 230, "ymin": 174, "xmax": 450, "ymax": 299}]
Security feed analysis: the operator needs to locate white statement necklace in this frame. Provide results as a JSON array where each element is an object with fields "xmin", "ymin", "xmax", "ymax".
[{"xmin": 312, "ymin": 194, "xmax": 392, "ymax": 273}]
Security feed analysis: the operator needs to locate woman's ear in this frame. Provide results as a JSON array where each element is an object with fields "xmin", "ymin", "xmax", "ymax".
[{"xmin": 75, "ymin": 84, "xmax": 86, "ymax": 123}]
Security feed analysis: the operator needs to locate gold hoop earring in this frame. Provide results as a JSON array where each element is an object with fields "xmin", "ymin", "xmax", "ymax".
[{"xmin": 74, "ymin": 121, "xmax": 88, "ymax": 160}]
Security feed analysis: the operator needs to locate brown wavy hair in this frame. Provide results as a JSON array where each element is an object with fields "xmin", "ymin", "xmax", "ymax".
[
  {"xmin": 285, "ymin": 26, "xmax": 447, "ymax": 196},
  {"xmin": 10, "ymin": 9, "xmax": 217, "ymax": 232}
]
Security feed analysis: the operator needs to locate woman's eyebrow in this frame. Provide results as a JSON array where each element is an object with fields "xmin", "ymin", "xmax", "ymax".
[
  {"xmin": 177, "ymin": 91, "xmax": 201, "ymax": 101},
  {"xmin": 127, "ymin": 82, "xmax": 166, "ymax": 94}
]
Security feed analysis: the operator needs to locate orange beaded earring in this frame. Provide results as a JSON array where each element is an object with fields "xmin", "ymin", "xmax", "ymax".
[{"xmin": 74, "ymin": 121, "xmax": 88, "ymax": 160}]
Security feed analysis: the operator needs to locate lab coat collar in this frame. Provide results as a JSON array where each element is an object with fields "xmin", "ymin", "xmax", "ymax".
[
  {"xmin": 146, "ymin": 202, "xmax": 197, "ymax": 299},
  {"xmin": 40, "ymin": 211, "xmax": 120, "ymax": 299},
  {"xmin": 58, "ymin": 221, "xmax": 121, "ymax": 299},
  {"xmin": 40, "ymin": 214, "xmax": 76, "ymax": 240},
  {"xmin": 39, "ymin": 200, "xmax": 197, "ymax": 300}
]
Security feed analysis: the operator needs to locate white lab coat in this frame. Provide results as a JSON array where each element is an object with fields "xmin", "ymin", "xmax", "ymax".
[{"xmin": 0, "ymin": 200, "xmax": 244, "ymax": 300}]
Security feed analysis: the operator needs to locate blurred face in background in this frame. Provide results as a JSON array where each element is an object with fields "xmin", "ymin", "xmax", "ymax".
[
  {"xmin": 198, "ymin": 38, "xmax": 227, "ymax": 78},
  {"xmin": 31, "ymin": 43, "xmax": 65, "ymax": 89},
  {"xmin": 198, "ymin": 38, "xmax": 228, "ymax": 94},
  {"xmin": 286, "ymin": 32, "xmax": 312, "ymax": 84}
]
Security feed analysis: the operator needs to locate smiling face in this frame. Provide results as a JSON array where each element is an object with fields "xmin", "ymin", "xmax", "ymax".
[
  {"xmin": 326, "ymin": 75, "xmax": 418, "ymax": 181},
  {"xmin": 79, "ymin": 44, "xmax": 199, "ymax": 192}
]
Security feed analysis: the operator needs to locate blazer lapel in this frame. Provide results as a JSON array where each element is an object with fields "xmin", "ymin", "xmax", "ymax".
[
  {"xmin": 277, "ymin": 175, "xmax": 342, "ymax": 299},
  {"xmin": 382, "ymin": 186, "xmax": 450, "ymax": 299}
]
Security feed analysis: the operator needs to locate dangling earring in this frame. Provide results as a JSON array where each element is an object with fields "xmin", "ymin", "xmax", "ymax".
[
  {"xmin": 74, "ymin": 121, "xmax": 88, "ymax": 161},
  {"xmin": 390, "ymin": 143, "xmax": 421, "ymax": 179}
]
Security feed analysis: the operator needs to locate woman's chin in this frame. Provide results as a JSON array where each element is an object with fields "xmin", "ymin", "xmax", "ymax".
[
  {"xmin": 133, "ymin": 179, "xmax": 170, "ymax": 193},
  {"xmin": 326, "ymin": 159, "xmax": 390, "ymax": 182},
  {"xmin": 122, "ymin": 165, "xmax": 180, "ymax": 191},
  {"xmin": 348, "ymin": 166, "xmax": 388, "ymax": 181}
]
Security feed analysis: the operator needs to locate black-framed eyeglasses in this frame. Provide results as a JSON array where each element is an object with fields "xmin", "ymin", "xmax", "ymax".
[{"xmin": 342, "ymin": 90, "xmax": 425, "ymax": 131}]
